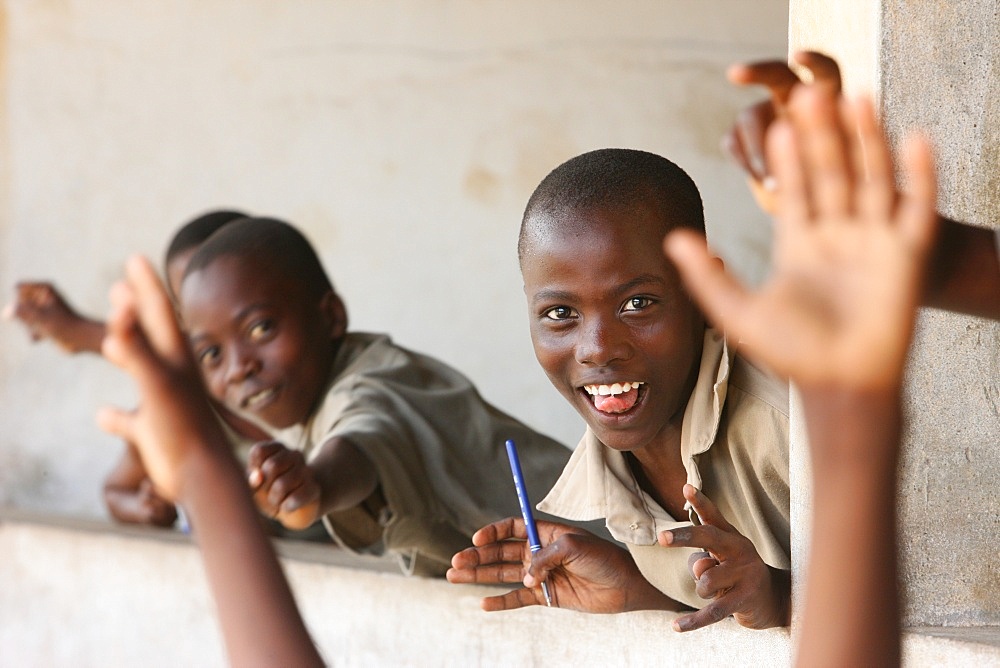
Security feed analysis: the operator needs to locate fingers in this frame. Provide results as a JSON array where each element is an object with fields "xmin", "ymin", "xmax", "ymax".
[
  {"xmin": 247, "ymin": 441, "xmax": 286, "ymax": 474},
  {"xmin": 688, "ymin": 551, "xmax": 719, "ymax": 581},
  {"xmin": 471, "ymin": 516, "xmax": 527, "ymax": 547},
  {"xmin": 692, "ymin": 562, "xmax": 740, "ymax": 600},
  {"xmin": 102, "ymin": 281, "xmax": 147, "ymax": 373},
  {"xmin": 791, "ymin": 51, "xmax": 842, "ymax": 93},
  {"xmin": 452, "ymin": 539, "xmax": 527, "ymax": 570},
  {"xmin": 682, "ymin": 484, "xmax": 734, "ymax": 531},
  {"xmin": 673, "ymin": 599, "xmax": 733, "ymax": 632},
  {"xmin": 446, "ymin": 557, "xmax": 526, "ymax": 586},
  {"xmin": 659, "ymin": 524, "xmax": 731, "ymax": 555},
  {"xmin": 726, "ymin": 100, "xmax": 777, "ymax": 180},
  {"xmin": 122, "ymin": 255, "xmax": 186, "ymax": 364},
  {"xmin": 726, "ymin": 60, "xmax": 802, "ymax": 106},
  {"xmin": 479, "ymin": 588, "xmax": 539, "ymax": 612},
  {"xmin": 850, "ymin": 96, "xmax": 895, "ymax": 222},
  {"xmin": 767, "ymin": 113, "xmax": 811, "ymax": 233},
  {"xmin": 663, "ymin": 230, "xmax": 753, "ymax": 335},
  {"xmin": 897, "ymin": 132, "xmax": 939, "ymax": 251},
  {"xmin": 788, "ymin": 85, "xmax": 853, "ymax": 218},
  {"xmin": 252, "ymin": 447, "xmax": 312, "ymax": 508}
]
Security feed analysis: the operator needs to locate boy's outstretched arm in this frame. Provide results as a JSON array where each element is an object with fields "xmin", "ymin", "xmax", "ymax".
[
  {"xmin": 97, "ymin": 256, "xmax": 322, "ymax": 668},
  {"xmin": 448, "ymin": 517, "xmax": 683, "ymax": 614},
  {"xmin": 3, "ymin": 281, "xmax": 106, "ymax": 354},
  {"xmin": 925, "ymin": 217, "xmax": 1000, "ymax": 320},
  {"xmin": 665, "ymin": 86, "xmax": 938, "ymax": 666}
]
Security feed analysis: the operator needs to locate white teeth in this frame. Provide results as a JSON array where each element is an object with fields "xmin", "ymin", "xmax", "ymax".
[
  {"xmin": 246, "ymin": 388, "xmax": 275, "ymax": 408},
  {"xmin": 584, "ymin": 382, "xmax": 643, "ymax": 396}
]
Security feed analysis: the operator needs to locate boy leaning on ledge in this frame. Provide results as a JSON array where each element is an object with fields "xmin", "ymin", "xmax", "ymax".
[
  {"xmin": 450, "ymin": 148, "xmax": 791, "ymax": 632},
  {"xmin": 3, "ymin": 210, "xmax": 272, "ymax": 529},
  {"xmin": 174, "ymin": 216, "xmax": 572, "ymax": 576}
]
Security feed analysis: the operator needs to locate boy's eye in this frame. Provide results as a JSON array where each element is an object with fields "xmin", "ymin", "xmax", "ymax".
[
  {"xmin": 622, "ymin": 296, "xmax": 654, "ymax": 313},
  {"xmin": 543, "ymin": 306, "xmax": 577, "ymax": 321},
  {"xmin": 248, "ymin": 320, "xmax": 274, "ymax": 342},
  {"xmin": 198, "ymin": 345, "xmax": 221, "ymax": 368}
]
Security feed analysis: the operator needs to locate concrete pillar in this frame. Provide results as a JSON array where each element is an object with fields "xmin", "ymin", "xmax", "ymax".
[{"xmin": 790, "ymin": 0, "xmax": 1000, "ymax": 628}]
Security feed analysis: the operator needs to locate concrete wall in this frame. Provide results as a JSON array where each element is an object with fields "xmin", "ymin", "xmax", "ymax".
[
  {"xmin": 6, "ymin": 512, "xmax": 999, "ymax": 667},
  {"xmin": 790, "ymin": 0, "xmax": 1000, "ymax": 629},
  {"xmin": 0, "ymin": 0, "xmax": 787, "ymax": 518}
]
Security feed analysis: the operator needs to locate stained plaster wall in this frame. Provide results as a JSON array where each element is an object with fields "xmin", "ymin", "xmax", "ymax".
[{"xmin": 0, "ymin": 0, "xmax": 787, "ymax": 518}]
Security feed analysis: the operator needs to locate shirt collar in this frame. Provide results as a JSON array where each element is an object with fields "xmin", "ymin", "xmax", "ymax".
[{"xmin": 537, "ymin": 329, "xmax": 733, "ymax": 544}]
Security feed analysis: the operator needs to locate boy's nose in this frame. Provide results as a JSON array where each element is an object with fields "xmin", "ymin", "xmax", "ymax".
[
  {"xmin": 574, "ymin": 318, "xmax": 631, "ymax": 367},
  {"xmin": 225, "ymin": 345, "xmax": 260, "ymax": 383}
]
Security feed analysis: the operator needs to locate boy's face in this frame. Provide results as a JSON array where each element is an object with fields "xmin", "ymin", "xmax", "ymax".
[
  {"xmin": 521, "ymin": 204, "xmax": 705, "ymax": 455},
  {"xmin": 179, "ymin": 254, "xmax": 344, "ymax": 430}
]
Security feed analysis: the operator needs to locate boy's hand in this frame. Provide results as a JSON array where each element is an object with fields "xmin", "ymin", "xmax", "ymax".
[
  {"xmin": 97, "ymin": 256, "xmax": 231, "ymax": 502},
  {"xmin": 724, "ymin": 51, "xmax": 841, "ymax": 214},
  {"xmin": 447, "ymin": 517, "xmax": 676, "ymax": 614},
  {"xmin": 105, "ymin": 478, "xmax": 179, "ymax": 527},
  {"xmin": 665, "ymin": 86, "xmax": 938, "ymax": 394},
  {"xmin": 247, "ymin": 441, "xmax": 322, "ymax": 530},
  {"xmin": 4, "ymin": 281, "xmax": 104, "ymax": 354},
  {"xmin": 659, "ymin": 485, "xmax": 789, "ymax": 631},
  {"xmin": 134, "ymin": 478, "xmax": 180, "ymax": 526}
]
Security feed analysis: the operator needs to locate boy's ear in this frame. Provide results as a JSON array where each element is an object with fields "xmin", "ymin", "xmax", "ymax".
[{"xmin": 320, "ymin": 290, "xmax": 348, "ymax": 340}]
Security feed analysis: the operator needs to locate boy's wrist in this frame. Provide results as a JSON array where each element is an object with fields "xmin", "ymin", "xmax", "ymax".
[
  {"xmin": 65, "ymin": 316, "xmax": 107, "ymax": 354},
  {"xmin": 799, "ymin": 384, "xmax": 902, "ymax": 472},
  {"xmin": 174, "ymin": 435, "xmax": 245, "ymax": 509}
]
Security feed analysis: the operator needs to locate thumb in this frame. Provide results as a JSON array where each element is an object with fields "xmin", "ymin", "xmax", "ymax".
[
  {"xmin": 524, "ymin": 544, "xmax": 562, "ymax": 588},
  {"xmin": 96, "ymin": 405, "xmax": 137, "ymax": 444}
]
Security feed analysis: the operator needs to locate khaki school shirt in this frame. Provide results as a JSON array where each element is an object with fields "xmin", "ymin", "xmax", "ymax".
[
  {"xmin": 537, "ymin": 329, "xmax": 790, "ymax": 610},
  {"xmin": 272, "ymin": 332, "xmax": 571, "ymax": 577}
]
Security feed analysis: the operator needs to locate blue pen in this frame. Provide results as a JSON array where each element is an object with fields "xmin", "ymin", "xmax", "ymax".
[{"xmin": 505, "ymin": 438, "xmax": 552, "ymax": 607}]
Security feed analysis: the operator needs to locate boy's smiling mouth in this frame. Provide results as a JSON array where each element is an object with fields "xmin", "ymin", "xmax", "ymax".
[
  {"xmin": 582, "ymin": 381, "xmax": 645, "ymax": 415},
  {"xmin": 242, "ymin": 386, "xmax": 279, "ymax": 411}
]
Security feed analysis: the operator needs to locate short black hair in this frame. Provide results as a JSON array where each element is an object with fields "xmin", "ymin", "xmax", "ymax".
[
  {"xmin": 519, "ymin": 148, "xmax": 704, "ymax": 264},
  {"xmin": 163, "ymin": 209, "xmax": 250, "ymax": 269},
  {"xmin": 182, "ymin": 216, "xmax": 334, "ymax": 301}
]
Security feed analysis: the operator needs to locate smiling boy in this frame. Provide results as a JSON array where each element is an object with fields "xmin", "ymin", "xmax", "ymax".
[
  {"xmin": 178, "ymin": 216, "xmax": 571, "ymax": 576},
  {"xmin": 449, "ymin": 148, "xmax": 790, "ymax": 630}
]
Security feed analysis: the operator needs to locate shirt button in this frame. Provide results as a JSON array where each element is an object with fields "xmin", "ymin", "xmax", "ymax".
[{"xmin": 629, "ymin": 522, "xmax": 639, "ymax": 531}]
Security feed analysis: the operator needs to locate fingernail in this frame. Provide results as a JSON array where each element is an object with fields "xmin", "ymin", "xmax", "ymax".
[
  {"xmin": 763, "ymin": 176, "xmax": 777, "ymax": 192},
  {"xmin": 660, "ymin": 530, "xmax": 674, "ymax": 545},
  {"xmin": 248, "ymin": 469, "xmax": 262, "ymax": 487}
]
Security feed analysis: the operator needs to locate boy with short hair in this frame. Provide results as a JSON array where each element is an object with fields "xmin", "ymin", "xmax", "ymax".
[
  {"xmin": 177, "ymin": 216, "xmax": 571, "ymax": 576},
  {"xmin": 3, "ymin": 209, "xmax": 267, "ymax": 527},
  {"xmin": 449, "ymin": 148, "xmax": 790, "ymax": 631}
]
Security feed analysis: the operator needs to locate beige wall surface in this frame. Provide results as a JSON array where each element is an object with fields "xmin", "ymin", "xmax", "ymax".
[{"xmin": 0, "ymin": 2, "xmax": 788, "ymax": 517}]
